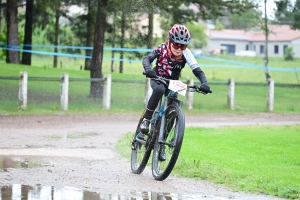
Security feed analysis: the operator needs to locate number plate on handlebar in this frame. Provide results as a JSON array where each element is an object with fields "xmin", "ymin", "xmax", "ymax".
[{"xmin": 168, "ymin": 80, "xmax": 187, "ymax": 96}]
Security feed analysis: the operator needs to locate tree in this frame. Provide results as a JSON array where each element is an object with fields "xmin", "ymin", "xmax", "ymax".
[
  {"xmin": 274, "ymin": 0, "xmax": 300, "ymax": 30},
  {"xmin": 119, "ymin": 11, "xmax": 125, "ymax": 74},
  {"xmin": 89, "ymin": 0, "xmax": 108, "ymax": 99},
  {"xmin": 183, "ymin": 0, "xmax": 255, "ymax": 20},
  {"xmin": 21, "ymin": 0, "xmax": 33, "ymax": 65},
  {"xmin": 69, "ymin": 0, "xmax": 97, "ymax": 70},
  {"xmin": 84, "ymin": 0, "xmax": 97, "ymax": 70},
  {"xmin": 263, "ymin": 0, "xmax": 271, "ymax": 81},
  {"xmin": 6, "ymin": 0, "xmax": 20, "ymax": 64},
  {"xmin": 186, "ymin": 21, "xmax": 207, "ymax": 48},
  {"xmin": 220, "ymin": 9, "xmax": 261, "ymax": 30}
]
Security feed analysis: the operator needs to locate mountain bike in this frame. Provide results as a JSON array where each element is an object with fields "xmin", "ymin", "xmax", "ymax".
[{"xmin": 131, "ymin": 76, "xmax": 212, "ymax": 181}]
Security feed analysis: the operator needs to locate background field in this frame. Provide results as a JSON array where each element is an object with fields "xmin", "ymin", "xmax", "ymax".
[{"xmin": 1, "ymin": 53, "xmax": 299, "ymax": 114}]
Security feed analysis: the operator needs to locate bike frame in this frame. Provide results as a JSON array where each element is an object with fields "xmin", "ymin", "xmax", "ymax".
[{"xmin": 150, "ymin": 90, "xmax": 182, "ymax": 146}]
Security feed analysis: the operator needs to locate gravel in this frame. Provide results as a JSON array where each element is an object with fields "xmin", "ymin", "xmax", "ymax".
[{"xmin": 0, "ymin": 113, "xmax": 299, "ymax": 199}]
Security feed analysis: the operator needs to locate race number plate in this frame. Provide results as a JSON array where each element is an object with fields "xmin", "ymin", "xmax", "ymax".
[{"xmin": 168, "ymin": 80, "xmax": 187, "ymax": 96}]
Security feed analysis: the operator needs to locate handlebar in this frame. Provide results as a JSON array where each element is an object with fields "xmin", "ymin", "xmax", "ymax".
[{"xmin": 143, "ymin": 72, "xmax": 212, "ymax": 94}]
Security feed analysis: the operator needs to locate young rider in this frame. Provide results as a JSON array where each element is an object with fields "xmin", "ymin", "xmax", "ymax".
[{"xmin": 140, "ymin": 24, "xmax": 211, "ymax": 134}]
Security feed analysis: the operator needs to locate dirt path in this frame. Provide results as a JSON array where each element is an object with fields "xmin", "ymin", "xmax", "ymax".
[{"xmin": 0, "ymin": 113, "xmax": 299, "ymax": 199}]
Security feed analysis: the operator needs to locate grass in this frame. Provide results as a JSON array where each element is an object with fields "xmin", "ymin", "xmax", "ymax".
[
  {"xmin": 1, "ymin": 56, "xmax": 299, "ymax": 114},
  {"xmin": 117, "ymin": 125, "xmax": 300, "ymax": 199}
]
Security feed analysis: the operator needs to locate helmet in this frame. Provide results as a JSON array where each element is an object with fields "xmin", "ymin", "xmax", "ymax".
[{"xmin": 168, "ymin": 24, "xmax": 191, "ymax": 45}]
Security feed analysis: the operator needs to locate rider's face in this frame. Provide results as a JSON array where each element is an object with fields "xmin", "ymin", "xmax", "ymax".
[{"xmin": 171, "ymin": 43, "xmax": 186, "ymax": 57}]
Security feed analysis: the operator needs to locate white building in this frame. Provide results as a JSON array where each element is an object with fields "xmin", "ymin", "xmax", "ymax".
[{"xmin": 205, "ymin": 25, "xmax": 300, "ymax": 57}]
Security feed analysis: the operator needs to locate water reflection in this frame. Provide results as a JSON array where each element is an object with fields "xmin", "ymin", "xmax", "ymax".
[
  {"xmin": 0, "ymin": 156, "xmax": 42, "ymax": 170},
  {"xmin": 0, "ymin": 184, "xmax": 218, "ymax": 200}
]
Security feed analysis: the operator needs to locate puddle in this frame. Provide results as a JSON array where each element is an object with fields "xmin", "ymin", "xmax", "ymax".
[
  {"xmin": 0, "ymin": 156, "xmax": 67, "ymax": 170},
  {"xmin": 0, "ymin": 156, "xmax": 53, "ymax": 170},
  {"xmin": 0, "ymin": 184, "xmax": 225, "ymax": 200}
]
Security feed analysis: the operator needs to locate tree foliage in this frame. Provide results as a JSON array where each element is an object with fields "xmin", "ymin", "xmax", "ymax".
[{"xmin": 274, "ymin": 0, "xmax": 300, "ymax": 30}]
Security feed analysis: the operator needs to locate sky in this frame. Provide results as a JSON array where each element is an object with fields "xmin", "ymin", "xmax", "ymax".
[{"xmin": 258, "ymin": 0, "xmax": 277, "ymax": 19}]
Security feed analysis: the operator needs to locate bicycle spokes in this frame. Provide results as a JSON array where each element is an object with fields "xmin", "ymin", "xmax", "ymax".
[{"xmin": 164, "ymin": 115, "xmax": 178, "ymax": 147}]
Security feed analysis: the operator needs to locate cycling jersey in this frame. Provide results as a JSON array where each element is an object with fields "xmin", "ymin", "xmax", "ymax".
[{"xmin": 142, "ymin": 42, "xmax": 208, "ymax": 85}]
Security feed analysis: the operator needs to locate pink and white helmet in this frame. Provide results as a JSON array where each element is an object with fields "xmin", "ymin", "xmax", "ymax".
[{"xmin": 168, "ymin": 24, "xmax": 191, "ymax": 45}]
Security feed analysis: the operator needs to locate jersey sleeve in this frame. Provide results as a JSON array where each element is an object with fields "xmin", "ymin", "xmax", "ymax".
[
  {"xmin": 142, "ymin": 45, "xmax": 161, "ymax": 71},
  {"xmin": 183, "ymin": 48, "xmax": 208, "ymax": 85}
]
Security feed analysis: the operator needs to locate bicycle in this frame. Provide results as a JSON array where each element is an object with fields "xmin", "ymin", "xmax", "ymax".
[{"xmin": 131, "ymin": 76, "xmax": 212, "ymax": 181}]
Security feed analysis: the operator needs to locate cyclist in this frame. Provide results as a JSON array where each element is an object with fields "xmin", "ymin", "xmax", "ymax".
[{"xmin": 140, "ymin": 24, "xmax": 211, "ymax": 135}]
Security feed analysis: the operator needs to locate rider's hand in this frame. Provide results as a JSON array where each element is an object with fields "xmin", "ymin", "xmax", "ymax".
[
  {"xmin": 200, "ymin": 85, "xmax": 211, "ymax": 94},
  {"xmin": 145, "ymin": 69, "xmax": 157, "ymax": 78}
]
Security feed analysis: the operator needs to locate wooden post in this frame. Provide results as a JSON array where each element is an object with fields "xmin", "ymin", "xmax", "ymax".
[
  {"xmin": 60, "ymin": 73, "xmax": 69, "ymax": 111},
  {"xmin": 227, "ymin": 78, "xmax": 235, "ymax": 110},
  {"xmin": 144, "ymin": 78, "xmax": 152, "ymax": 107},
  {"xmin": 103, "ymin": 74, "xmax": 111, "ymax": 109},
  {"xmin": 267, "ymin": 78, "xmax": 274, "ymax": 111},
  {"xmin": 18, "ymin": 71, "xmax": 28, "ymax": 109},
  {"xmin": 186, "ymin": 77, "xmax": 194, "ymax": 110}
]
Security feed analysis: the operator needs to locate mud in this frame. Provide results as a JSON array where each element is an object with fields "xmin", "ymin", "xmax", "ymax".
[{"xmin": 0, "ymin": 113, "xmax": 299, "ymax": 199}]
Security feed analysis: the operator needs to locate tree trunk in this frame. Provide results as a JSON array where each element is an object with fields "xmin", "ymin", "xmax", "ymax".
[
  {"xmin": 84, "ymin": 0, "xmax": 95, "ymax": 71},
  {"xmin": 264, "ymin": 0, "xmax": 271, "ymax": 81},
  {"xmin": 21, "ymin": 0, "xmax": 33, "ymax": 65},
  {"xmin": 119, "ymin": 12, "xmax": 125, "ymax": 74},
  {"xmin": 6, "ymin": 0, "xmax": 20, "ymax": 64},
  {"xmin": 111, "ymin": 13, "xmax": 116, "ymax": 73},
  {"xmin": 89, "ymin": 0, "xmax": 107, "ymax": 99},
  {"xmin": 147, "ymin": 10, "xmax": 154, "ymax": 49},
  {"xmin": 53, "ymin": 9, "xmax": 59, "ymax": 68},
  {"xmin": 0, "ymin": 0, "xmax": 2, "ymax": 32}
]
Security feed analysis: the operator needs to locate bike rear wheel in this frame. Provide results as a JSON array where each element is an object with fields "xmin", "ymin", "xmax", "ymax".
[
  {"xmin": 152, "ymin": 106, "xmax": 185, "ymax": 181},
  {"xmin": 131, "ymin": 118, "xmax": 152, "ymax": 174}
]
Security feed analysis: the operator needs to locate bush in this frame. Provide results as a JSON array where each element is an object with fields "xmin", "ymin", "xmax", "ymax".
[{"xmin": 284, "ymin": 46, "xmax": 294, "ymax": 61}]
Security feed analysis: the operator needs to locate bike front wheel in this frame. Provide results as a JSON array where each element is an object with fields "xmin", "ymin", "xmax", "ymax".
[
  {"xmin": 152, "ymin": 106, "xmax": 185, "ymax": 181},
  {"xmin": 131, "ymin": 117, "xmax": 152, "ymax": 174}
]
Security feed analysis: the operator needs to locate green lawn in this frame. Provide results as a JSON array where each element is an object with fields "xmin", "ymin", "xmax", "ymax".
[
  {"xmin": 117, "ymin": 125, "xmax": 300, "ymax": 199},
  {"xmin": 1, "ymin": 58, "xmax": 300, "ymax": 114}
]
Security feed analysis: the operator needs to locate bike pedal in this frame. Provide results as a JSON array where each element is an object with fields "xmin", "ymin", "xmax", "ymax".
[{"xmin": 131, "ymin": 141, "xmax": 137, "ymax": 150}]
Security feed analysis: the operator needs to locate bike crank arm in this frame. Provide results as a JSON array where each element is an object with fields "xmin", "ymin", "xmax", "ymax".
[{"xmin": 158, "ymin": 140, "xmax": 175, "ymax": 148}]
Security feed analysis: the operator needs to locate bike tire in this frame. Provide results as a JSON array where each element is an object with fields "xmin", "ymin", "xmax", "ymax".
[
  {"xmin": 131, "ymin": 117, "xmax": 152, "ymax": 174},
  {"xmin": 152, "ymin": 105, "xmax": 185, "ymax": 181}
]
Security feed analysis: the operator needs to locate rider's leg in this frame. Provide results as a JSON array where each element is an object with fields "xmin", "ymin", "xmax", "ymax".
[{"xmin": 140, "ymin": 80, "xmax": 165, "ymax": 133}]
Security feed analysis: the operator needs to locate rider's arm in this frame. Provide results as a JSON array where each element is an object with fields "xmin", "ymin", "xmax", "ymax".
[
  {"xmin": 142, "ymin": 50, "xmax": 160, "ymax": 71},
  {"xmin": 183, "ymin": 48, "xmax": 208, "ymax": 85}
]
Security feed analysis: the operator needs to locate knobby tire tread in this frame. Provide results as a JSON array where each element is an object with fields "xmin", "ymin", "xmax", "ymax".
[
  {"xmin": 152, "ymin": 106, "xmax": 185, "ymax": 181},
  {"xmin": 131, "ymin": 118, "xmax": 152, "ymax": 174}
]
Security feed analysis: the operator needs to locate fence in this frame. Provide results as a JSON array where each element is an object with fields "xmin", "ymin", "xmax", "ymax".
[{"xmin": 2, "ymin": 72, "xmax": 296, "ymax": 112}]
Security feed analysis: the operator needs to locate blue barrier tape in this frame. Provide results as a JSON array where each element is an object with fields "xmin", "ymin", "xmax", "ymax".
[
  {"xmin": 10, "ymin": 44, "xmax": 152, "ymax": 52},
  {"xmin": 1, "ymin": 45, "xmax": 299, "ymax": 72}
]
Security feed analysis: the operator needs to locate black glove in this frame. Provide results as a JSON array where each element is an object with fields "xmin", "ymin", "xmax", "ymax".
[
  {"xmin": 145, "ymin": 69, "xmax": 157, "ymax": 78},
  {"xmin": 200, "ymin": 85, "xmax": 211, "ymax": 94}
]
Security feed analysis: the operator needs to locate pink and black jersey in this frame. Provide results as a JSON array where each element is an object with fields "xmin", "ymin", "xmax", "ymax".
[{"xmin": 142, "ymin": 42, "xmax": 208, "ymax": 85}]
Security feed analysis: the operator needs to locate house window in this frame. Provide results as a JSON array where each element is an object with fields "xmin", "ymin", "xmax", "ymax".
[
  {"xmin": 253, "ymin": 45, "xmax": 256, "ymax": 51},
  {"xmin": 260, "ymin": 45, "xmax": 264, "ymax": 54},
  {"xmin": 284, "ymin": 45, "xmax": 288, "ymax": 54},
  {"xmin": 246, "ymin": 45, "xmax": 249, "ymax": 50},
  {"xmin": 274, "ymin": 45, "xmax": 279, "ymax": 54}
]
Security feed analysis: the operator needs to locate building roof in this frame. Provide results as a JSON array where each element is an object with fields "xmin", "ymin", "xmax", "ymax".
[{"xmin": 209, "ymin": 25, "xmax": 300, "ymax": 42}]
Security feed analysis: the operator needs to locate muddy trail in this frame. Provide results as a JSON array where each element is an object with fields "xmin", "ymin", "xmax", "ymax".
[{"xmin": 0, "ymin": 113, "xmax": 299, "ymax": 199}]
